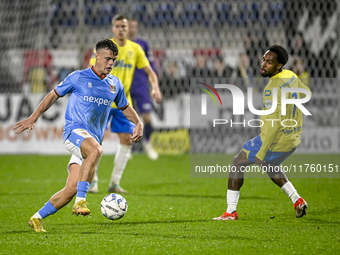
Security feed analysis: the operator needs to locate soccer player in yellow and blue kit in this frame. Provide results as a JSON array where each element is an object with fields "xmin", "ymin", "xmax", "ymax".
[
  {"xmin": 88, "ymin": 15, "xmax": 162, "ymax": 194},
  {"xmin": 214, "ymin": 45, "xmax": 310, "ymax": 221}
]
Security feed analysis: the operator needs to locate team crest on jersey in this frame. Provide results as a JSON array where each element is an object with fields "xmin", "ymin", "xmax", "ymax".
[
  {"xmin": 127, "ymin": 51, "xmax": 133, "ymax": 58},
  {"xmin": 110, "ymin": 85, "xmax": 116, "ymax": 94},
  {"xmin": 264, "ymin": 99, "xmax": 272, "ymax": 109}
]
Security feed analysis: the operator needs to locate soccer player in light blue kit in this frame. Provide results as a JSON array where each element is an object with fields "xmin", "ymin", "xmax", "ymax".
[{"xmin": 14, "ymin": 39, "xmax": 143, "ymax": 232}]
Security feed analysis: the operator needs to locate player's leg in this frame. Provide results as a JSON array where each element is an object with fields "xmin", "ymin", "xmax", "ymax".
[
  {"xmin": 264, "ymin": 150, "xmax": 308, "ymax": 218},
  {"xmin": 29, "ymin": 157, "xmax": 81, "ymax": 232},
  {"xmin": 107, "ymin": 108, "xmax": 135, "ymax": 194},
  {"xmin": 88, "ymin": 162, "xmax": 99, "ymax": 193},
  {"xmin": 213, "ymin": 150, "xmax": 253, "ymax": 221},
  {"xmin": 63, "ymin": 129, "xmax": 102, "ymax": 215},
  {"xmin": 78, "ymin": 136, "xmax": 103, "ymax": 183},
  {"xmin": 268, "ymin": 167, "xmax": 307, "ymax": 217},
  {"xmin": 132, "ymin": 86, "xmax": 158, "ymax": 160},
  {"xmin": 49, "ymin": 162, "xmax": 80, "ymax": 209},
  {"xmin": 108, "ymin": 132, "xmax": 132, "ymax": 194},
  {"xmin": 71, "ymin": 136, "xmax": 103, "ymax": 215},
  {"xmin": 141, "ymin": 113, "xmax": 158, "ymax": 160},
  {"xmin": 88, "ymin": 141, "xmax": 110, "ymax": 194},
  {"xmin": 214, "ymin": 135, "xmax": 262, "ymax": 220}
]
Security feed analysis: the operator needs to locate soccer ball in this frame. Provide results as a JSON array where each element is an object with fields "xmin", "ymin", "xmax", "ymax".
[{"xmin": 100, "ymin": 193, "xmax": 128, "ymax": 220}]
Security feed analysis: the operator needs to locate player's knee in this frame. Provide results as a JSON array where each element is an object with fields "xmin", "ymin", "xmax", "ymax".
[
  {"xmin": 120, "ymin": 135, "xmax": 132, "ymax": 145},
  {"xmin": 90, "ymin": 144, "xmax": 103, "ymax": 159},
  {"xmin": 232, "ymin": 151, "xmax": 247, "ymax": 167},
  {"xmin": 123, "ymin": 139, "xmax": 132, "ymax": 146},
  {"xmin": 232, "ymin": 154, "xmax": 241, "ymax": 167},
  {"xmin": 96, "ymin": 145, "xmax": 103, "ymax": 158}
]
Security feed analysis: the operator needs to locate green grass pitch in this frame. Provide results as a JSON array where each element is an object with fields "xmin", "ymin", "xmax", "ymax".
[{"xmin": 0, "ymin": 154, "xmax": 339, "ymax": 254}]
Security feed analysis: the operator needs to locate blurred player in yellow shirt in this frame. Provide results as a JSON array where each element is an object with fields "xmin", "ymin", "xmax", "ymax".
[
  {"xmin": 89, "ymin": 14, "xmax": 162, "ymax": 194},
  {"xmin": 214, "ymin": 45, "xmax": 310, "ymax": 221}
]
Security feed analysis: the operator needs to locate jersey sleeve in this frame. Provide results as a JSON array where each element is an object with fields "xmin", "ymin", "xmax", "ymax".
[
  {"xmin": 89, "ymin": 49, "xmax": 96, "ymax": 67},
  {"xmin": 114, "ymin": 79, "xmax": 129, "ymax": 109},
  {"xmin": 54, "ymin": 71, "xmax": 78, "ymax": 97},
  {"xmin": 136, "ymin": 45, "xmax": 150, "ymax": 69},
  {"xmin": 298, "ymin": 78, "xmax": 312, "ymax": 98},
  {"xmin": 144, "ymin": 42, "xmax": 156, "ymax": 72},
  {"xmin": 256, "ymin": 81, "xmax": 282, "ymax": 161}
]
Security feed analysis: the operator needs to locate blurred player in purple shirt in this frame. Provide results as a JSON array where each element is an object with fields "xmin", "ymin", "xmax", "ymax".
[{"xmin": 128, "ymin": 19, "xmax": 161, "ymax": 160}]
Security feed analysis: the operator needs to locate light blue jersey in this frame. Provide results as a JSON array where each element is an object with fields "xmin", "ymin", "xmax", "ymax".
[{"xmin": 54, "ymin": 67, "xmax": 128, "ymax": 144}]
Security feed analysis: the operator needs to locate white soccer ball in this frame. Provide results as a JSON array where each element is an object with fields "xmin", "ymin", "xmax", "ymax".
[{"xmin": 100, "ymin": 193, "xmax": 128, "ymax": 220}]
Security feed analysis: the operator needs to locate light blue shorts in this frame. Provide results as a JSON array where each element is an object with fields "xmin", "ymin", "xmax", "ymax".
[{"xmin": 64, "ymin": 129, "xmax": 94, "ymax": 171}]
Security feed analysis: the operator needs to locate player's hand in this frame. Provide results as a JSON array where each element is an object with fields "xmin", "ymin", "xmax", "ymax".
[
  {"xmin": 131, "ymin": 122, "xmax": 144, "ymax": 143},
  {"xmin": 254, "ymin": 156, "xmax": 265, "ymax": 165},
  {"xmin": 13, "ymin": 117, "xmax": 35, "ymax": 134},
  {"xmin": 151, "ymin": 89, "xmax": 162, "ymax": 104}
]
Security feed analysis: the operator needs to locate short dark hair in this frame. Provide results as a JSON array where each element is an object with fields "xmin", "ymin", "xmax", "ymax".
[
  {"xmin": 268, "ymin": 45, "xmax": 289, "ymax": 66},
  {"xmin": 112, "ymin": 14, "xmax": 128, "ymax": 25},
  {"xmin": 96, "ymin": 39, "xmax": 118, "ymax": 56}
]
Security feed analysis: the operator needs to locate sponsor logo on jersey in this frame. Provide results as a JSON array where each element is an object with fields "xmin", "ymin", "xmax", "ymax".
[
  {"xmin": 83, "ymin": 96, "xmax": 114, "ymax": 106},
  {"xmin": 113, "ymin": 60, "xmax": 133, "ymax": 69},
  {"xmin": 280, "ymin": 75, "xmax": 296, "ymax": 89}
]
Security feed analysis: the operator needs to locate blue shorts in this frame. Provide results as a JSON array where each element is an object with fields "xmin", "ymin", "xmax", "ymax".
[
  {"xmin": 108, "ymin": 108, "xmax": 135, "ymax": 134},
  {"xmin": 242, "ymin": 135, "xmax": 296, "ymax": 166},
  {"xmin": 130, "ymin": 85, "xmax": 152, "ymax": 114}
]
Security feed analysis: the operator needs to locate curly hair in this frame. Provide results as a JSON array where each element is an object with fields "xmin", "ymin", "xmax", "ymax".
[
  {"xmin": 268, "ymin": 45, "xmax": 289, "ymax": 66},
  {"xmin": 95, "ymin": 38, "xmax": 118, "ymax": 56}
]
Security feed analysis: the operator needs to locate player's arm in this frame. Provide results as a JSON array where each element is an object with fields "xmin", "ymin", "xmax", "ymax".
[
  {"xmin": 13, "ymin": 90, "xmax": 59, "ymax": 134},
  {"xmin": 121, "ymin": 105, "xmax": 144, "ymax": 143},
  {"xmin": 255, "ymin": 110, "xmax": 281, "ymax": 164},
  {"xmin": 143, "ymin": 65, "xmax": 162, "ymax": 104},
  {"xmin": 298, "ymin": 78, "xmax": 312, "ymax": 98},
  {"xmin": 145, "ymin": 43, "xmax": 157, "ymax": 74},
  {"xmin": 255, "ymin": 85, "xmax": 281, "ymax": 164}
]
